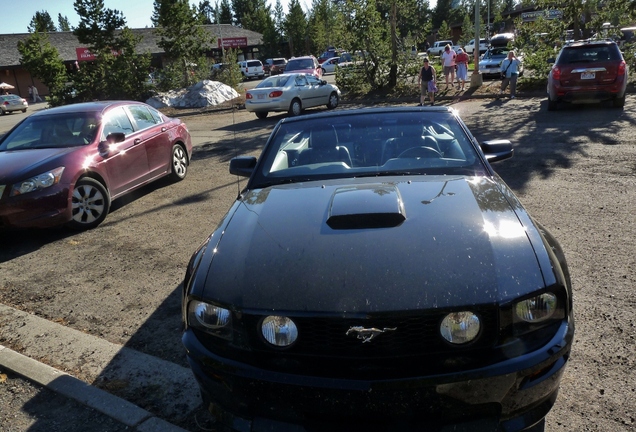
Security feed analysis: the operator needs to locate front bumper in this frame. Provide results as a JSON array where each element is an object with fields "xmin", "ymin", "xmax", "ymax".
[
  {"xmin": 184, "ymin": 319, "xmax": 573, "ymax": 432},
  {"xmin": 0, "ymin": 183, "xmax": 71, "ymax": 228},
  {"xmin": 479, "ymin": 65, "xmax": 501, "ymax": 76}
]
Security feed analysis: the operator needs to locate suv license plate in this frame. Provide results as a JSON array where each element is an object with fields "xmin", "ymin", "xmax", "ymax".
[{"xmin": 581, "ymin": 72, "xmax": 595, "ymax": 79}]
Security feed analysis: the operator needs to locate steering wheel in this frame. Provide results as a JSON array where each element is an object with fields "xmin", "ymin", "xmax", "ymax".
[{"xmin": 397, "ymin": 146, "xmax": 443, "ymax": 159}]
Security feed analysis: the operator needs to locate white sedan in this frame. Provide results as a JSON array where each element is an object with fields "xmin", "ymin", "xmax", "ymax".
[
  {"xmin": 320, "ymin": 57, "xmax": 340, "ymax": 75},
  {"xmin": 245, "ymin": 73, "xmax": 341, "ymax": 119}
]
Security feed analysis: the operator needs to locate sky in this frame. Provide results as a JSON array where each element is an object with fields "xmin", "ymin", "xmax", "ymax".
[{"xmin": 4, "ymin": 0, "xmax": 291, "ymax": 35}]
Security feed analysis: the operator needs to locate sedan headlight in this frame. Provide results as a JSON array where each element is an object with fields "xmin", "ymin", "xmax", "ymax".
[
  {"xmin": 515, "ymin": 293, "xmax": 557, "ymax": 323},
  {"xmin": 187, "ymin": 300, "xmax": 232, "ymax": 340},
  {"xmin": 261, "ymin": 316, "xmax": 298, "ymax": 347},
  {"xmin": 440, "ymin": 311, "xmax": 481, "ymax": 344},
  {"xmin": 10, "ymin": 167, "xmax": 65, "ymax": 196}
]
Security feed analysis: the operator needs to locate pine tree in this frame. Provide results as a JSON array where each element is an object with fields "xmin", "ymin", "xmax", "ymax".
[{"xmin": 28, "ymin": 11, "xmax": 57, "ymax": 33}]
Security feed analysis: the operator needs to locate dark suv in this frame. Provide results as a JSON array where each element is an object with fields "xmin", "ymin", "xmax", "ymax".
[{"xmin": 547, "ymin": 40, "xmax": 628, "ymax": 110}]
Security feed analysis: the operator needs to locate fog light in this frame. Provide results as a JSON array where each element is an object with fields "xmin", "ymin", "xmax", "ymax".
[
  {"xmin": 440, "ymin": 311, "xmax": 480, "ymax": 344},
  {"xmin": 261, "ymin": 316, "xmax": 298, "ymax": 347}
]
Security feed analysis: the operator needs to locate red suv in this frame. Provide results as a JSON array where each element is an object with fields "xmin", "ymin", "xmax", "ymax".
[{"xmin": 547, "ymin": 40, "xmax": 628, "ymax": 110}]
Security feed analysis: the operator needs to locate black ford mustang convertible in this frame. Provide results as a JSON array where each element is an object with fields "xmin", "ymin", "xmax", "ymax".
[{"xmin": 182, "ymin": 107, "xmax": 574, "ymax": 432}]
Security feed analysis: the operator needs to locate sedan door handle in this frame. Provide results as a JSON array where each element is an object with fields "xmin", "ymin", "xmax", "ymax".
[
  {"xmin": 134, "ymin": 138, "xmax": 141, "ymax": 145},
  {"xmin": 162, "ymin": 127, "xmax": 166, "ymax": 132}
]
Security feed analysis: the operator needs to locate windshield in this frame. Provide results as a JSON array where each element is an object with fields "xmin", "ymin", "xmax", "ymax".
[
  {"xmin": 558, "ymin": 45, "xmax": 621, "ymax": 63},
  {"xmin": 0, "ymin": 112, "xmax": 100, "ymax": 151},
  {"xmin": 250, "ymin": 110, "xmax": 486, "ymax": 188}
]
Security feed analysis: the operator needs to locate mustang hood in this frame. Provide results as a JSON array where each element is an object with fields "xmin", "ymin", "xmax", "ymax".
[{"xmin": 203, "ymin": 176, "xmax": 548, "ymax": 313}]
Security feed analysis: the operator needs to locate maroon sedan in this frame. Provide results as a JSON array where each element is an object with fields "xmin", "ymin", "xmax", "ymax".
[{"xmin": 0, "ymin": 101, "xmax": 193, "ymax": 230}]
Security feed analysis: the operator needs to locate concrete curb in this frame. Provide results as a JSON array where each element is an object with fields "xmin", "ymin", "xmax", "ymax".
[
  {"xmin": 0, "ymin": 344, "xmax": 188, "ymax": 431},
  {"xmin": 0, "ymin": 304, "xmax": 199, "ymax": 431}
]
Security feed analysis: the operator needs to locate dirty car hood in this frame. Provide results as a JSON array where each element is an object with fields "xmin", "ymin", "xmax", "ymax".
[{"xmin": 202, "ymin": 176, "xmax": 547, "ymax": 313}]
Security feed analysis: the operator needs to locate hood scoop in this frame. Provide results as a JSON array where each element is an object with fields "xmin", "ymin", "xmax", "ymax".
[{"xmin": 327, "ymin": 184, "xmax": 406, "ymax": 230}]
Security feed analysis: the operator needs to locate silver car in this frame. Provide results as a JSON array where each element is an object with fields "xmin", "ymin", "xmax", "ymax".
[
  {"xmin": 478, "ymin": 47, "xmax": 524, "ymax": 78},
  {"xmin": 245, "ymin": 73, "xmax": 340, "ymax": 119},
  {"xmin": 0, "ymin": 94, "xmax": 28, "ymax": 115}
]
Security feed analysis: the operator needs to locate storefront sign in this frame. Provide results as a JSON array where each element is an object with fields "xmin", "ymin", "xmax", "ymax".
[
  {"xmin": 521, "ymin": 10, "xmax": 563, "ymax": 22},
  {"xmin": 217, "ymin": 37, "xmax": 248, "ymax": 48}
]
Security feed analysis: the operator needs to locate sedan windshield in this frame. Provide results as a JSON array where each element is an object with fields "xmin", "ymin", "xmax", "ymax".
[
  {"xmin": 252, "ymin": 110, "xmax": 487, "ymax": 188},
  {"xmin": 0, "ymin": 113, "xmax": 99, "ymax": 151}
]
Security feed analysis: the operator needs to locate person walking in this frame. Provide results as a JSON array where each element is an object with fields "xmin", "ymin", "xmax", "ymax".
[
  {"xmin": 455, "ymin": 48, "xmax": 469, "ymax": 91},
  {"xmin": 417, "ymin": 58, "xmax": 437, "ymax": 106},
  {"xmin": 499, "ymin": 51, "xmax": 522, "ymax": 99},
  {"xmin": 32, "ymin": 86, "xmax": 43, "ymax": 103},
  {"xmin": 28, "ymin": 85, "xmax": 33, "ymax": 101},
  {"xmin": 440, "ymin": 44, "xmax": 456, "ymax": 89}
]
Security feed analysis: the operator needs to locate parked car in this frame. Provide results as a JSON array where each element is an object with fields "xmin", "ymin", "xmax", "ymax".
[
  {"xmin": 0, "ymin": 101, "xmax": 192, "ymax": 230},
  {"xmin": 464, "ymin": 38, "xmax": 489, "ymax": 55},
  {"xmin": 182, "ymin": 106, "xmax": 574, "ymax": 432},
  {"xmin": 237, "ymin": 60, "xmax": 265, "ymax": 80},
  {"xmin": 0, "ymin": 94, "xmax": 28, "ymax": 115},
  {"xmin": 478, "ymin": 47, "xmax": 524, "ymax": 78},
  {"xmin": 263, "ymin": 58, "xmax": 287, "ymax": 76},
  {"xmin": 427, "ymin": 40, "xmax": 461, "ymax": 56},
  {"xmin": 244, "ymin": 73, "xmax": 340, "ymax": 119},
  {"xmin": 547, "ymin": 39, "xmax": 628, "ymax": 110},
  {"xmin": 320, "ymin": 56, "xmax": 340, "ymax": 74},
  {"xmin": 284, "ymin": 56, "xmax": 323, "ymax": 78},
  {"xmin": 317, "ymin": 47, "xmax": 339, "ymax": 64}
]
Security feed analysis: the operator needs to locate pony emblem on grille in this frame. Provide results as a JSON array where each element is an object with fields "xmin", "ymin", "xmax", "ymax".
[{"xmin": 346, "ymin": 326, "xmax": 397, "ymax": 343}]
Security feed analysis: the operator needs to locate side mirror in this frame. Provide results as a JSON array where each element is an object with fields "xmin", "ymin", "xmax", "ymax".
[
  {"xmin": 229, "ymin": 156, "xmax": 257, "ymax": 177},
  {"xmin": 320, "ymin": 80, "xmax": 327, "ymax": 85},
  {"xmin": 480, "ymin": 139, "xmax": 513, "ymax": 163},
  {"xmin": 98, "ymin": 132, "xmax": 126, "ymax": 155},
  {"xmin": 106, "ymin": 132, "xmax": 125, "ymax": 144}
]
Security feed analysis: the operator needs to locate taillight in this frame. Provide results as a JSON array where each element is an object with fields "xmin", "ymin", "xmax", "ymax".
[
  {"xmin": 245, "ymin": 93, "xmax": 253, "ymax": 100},
  {"xmin": 269, "ymin": 90, "xmax": 283, "ymax": 98},
  {"xmin": 552, "ymin": 66, "xmax": 561, "ymax": 80},
  {"xmin": 2, "ymin": 101, "xmax": 8, "ymax": 106},
  {"xmin": 618, "ymin": 61, "xmax": 626, "ymax": 76}
]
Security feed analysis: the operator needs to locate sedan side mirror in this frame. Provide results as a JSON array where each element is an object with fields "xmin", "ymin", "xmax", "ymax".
[{"xmin": 98, "ymin": 132, "xmax": 126, "ymax": 155}]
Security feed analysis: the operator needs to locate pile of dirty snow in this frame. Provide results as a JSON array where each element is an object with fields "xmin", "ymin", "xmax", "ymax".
[{"xmin": 146, "ymin": 80, "xmax": 240, "ymax": 109}]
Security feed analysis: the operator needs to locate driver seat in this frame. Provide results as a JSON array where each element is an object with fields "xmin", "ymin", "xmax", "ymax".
[{"xmin": 298, "ymin": 125, "xmax": 352, "ymax": 167}]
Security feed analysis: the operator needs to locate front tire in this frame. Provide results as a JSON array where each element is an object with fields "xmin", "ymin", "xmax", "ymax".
[
  {"xmin": 169, "ymin": 144, "xmax": 188, "ymax": 181},
  {"xmin": 327, "ymin": 92, "xmax": 339, "ymax": 109},
  {"xmin": 22, "ymin": 109, "xmax": 27, "ymax": 113},
  {"xmin": 255, "ymin": 111, "xmax": 269, "ymax": 119},
  {"xmin": 289, "ymin": 99, "xmax": 302, "ymax": 116},
  {"xmin": 67, "ymin": 178, "xmax": 110, "ymax": 230}
]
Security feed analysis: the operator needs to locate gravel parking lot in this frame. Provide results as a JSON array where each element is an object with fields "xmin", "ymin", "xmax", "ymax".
[{"xmin": 1, "ymin": 95, "xmax": 635, "ymax": 431}]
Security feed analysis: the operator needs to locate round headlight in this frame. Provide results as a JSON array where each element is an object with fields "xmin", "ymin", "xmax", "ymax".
[
  {"xmin": 261, "ymin": 316, "xmax": 298, "ymax": 347},
  {"xmin": 515, "ymin": 293, "xmax": 557, "ymax": 323},
  {"xmin": 440, "ymin": 311, "xmax": 481, "ymax": 344},
  {"xmin": 191, "ymin": 301, "xmax": 231, "ymax": 329}
]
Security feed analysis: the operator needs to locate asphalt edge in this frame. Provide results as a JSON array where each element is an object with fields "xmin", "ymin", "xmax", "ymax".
[{"xmin": 0, "ymin": 344, "xmax": 188, "ymax": 432}]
